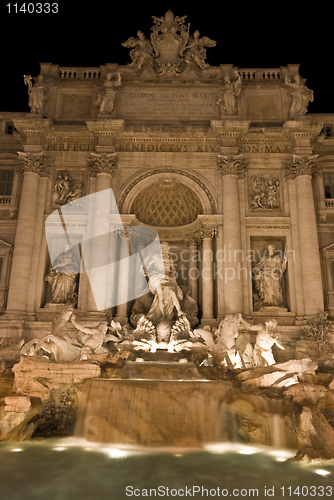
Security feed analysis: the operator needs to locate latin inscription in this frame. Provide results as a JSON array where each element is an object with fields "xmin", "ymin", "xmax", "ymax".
[
  {"xmin": 119, "ymin": 91, "xmax": 218, "ymax": 118},
  {"xmin": 116, "ymin": 143, "xmax": 220, "ymax": 153},
  {"xmin": 241, "ymin": 144, "xmax": 292, "ymax": 153},
  {"xmin": 47, "ymin": 142, "xmax": 95, "ymax": 151},
  {"xmin": 46, "ymin": 142, "xmax": 292, "ymax": 153}
]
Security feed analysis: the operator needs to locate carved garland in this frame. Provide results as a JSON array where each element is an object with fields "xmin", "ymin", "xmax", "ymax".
[{"xmin": 118, "ymin": 166, "xmax": 217, "ymax": 213}]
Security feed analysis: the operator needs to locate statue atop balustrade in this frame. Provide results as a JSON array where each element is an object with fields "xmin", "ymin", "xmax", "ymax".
[
  {"xmin": 96, "ymin": 72, "xmax": 123, "ymax": 115},
  {"xmin": 217, "ymin": 71, "xmax": 242, "ymax": 116},
  {"xmin": 23, "ymin": 74, "xmax": 46, "ymax": 114},
  {"xmin": 285, "ymin": 73, "xmax": 314, "ymax": 118},
  {"xmin": 122, "ymin": 10, "xmax": 216, "ymax": 75}
]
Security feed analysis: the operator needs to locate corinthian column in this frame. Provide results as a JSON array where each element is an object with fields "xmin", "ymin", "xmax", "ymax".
[
  {"xmin": 6, "ymin": 153, "xmax": 51, "ymax": 315},
  {"xmin": 115, "ymin": 230, "xmax": 130, "ymax": 324},
  {"xmin": 218, "ymin": 154, "xmax": 246, "ymax": 314},
  {"xmin": 201, "ymin": 228, "xmax": 216, "ymax": 323},
  {"xmin": 186, "ymin": 238, "xmax": 200, "ymax": 303},
  {"xmin": 285, "ymin": 155, "xmax": 324, "ymax": 316},
  {"xmin": 86, "ymin": 153, "xmax": 116, "ymax": 312}
]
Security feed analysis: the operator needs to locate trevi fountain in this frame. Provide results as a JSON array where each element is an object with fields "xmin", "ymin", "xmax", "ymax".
[{"xmin": 1, "ymin": 9, "xmax": 334, "ymax": 499}]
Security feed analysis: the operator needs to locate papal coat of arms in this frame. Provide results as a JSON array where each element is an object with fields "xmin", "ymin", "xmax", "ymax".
[{"xmin": 122, "ymin": 10, "xmax": 216, "ymax": 75}]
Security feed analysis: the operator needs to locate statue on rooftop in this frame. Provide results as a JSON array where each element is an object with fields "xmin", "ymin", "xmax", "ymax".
[
  {"xmin": 182, "ymin": 30, "xmax": 216, "ymax": 71},
  {"xmin": 285, "ymin": 74, "xmax": 314, "ymax": 118},
  {"xmin": 96, "ymin": 72, "xmax": 123, "ymax": 115},
  {"xmin": 122, "ymin": 11, "xmax": 216, "ymax": 75},
  {"xmin": 217, "ymin": 71, "xmax": 242, "ymax": 116},
  {"xmin": 122, "ymin": 31, "xmax": 153, "ymax": 71},
  {"xmin": 23, "ymin": 74, "xmax": 46, "ymax": 114}
]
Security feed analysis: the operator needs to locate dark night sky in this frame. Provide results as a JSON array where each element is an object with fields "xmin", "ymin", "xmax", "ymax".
[{"xmin": 1, "ymin": 1, "xmax": 333, "ymax": 114}]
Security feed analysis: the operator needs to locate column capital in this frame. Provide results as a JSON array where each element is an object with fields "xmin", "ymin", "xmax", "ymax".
[
  {"xmin": 17, "ymin": 152, "xmax": 52, "ymax": 176},
  {"xmin": 200, "ymin": 227, "xmax": 217, "ymax": 239},
  {"xmin": 185, "ymin": 237, "xmax": 201, "ymax": 247},
  {"xmin": 217, "ymin": 154, "xmax": 247, "ymax": 178},
  {"xmin": 88, "ymin": 152, "xmax": 117, "ymax": 177},
  {"xmin": 284, "ymin": 154, "xmax": 319, "ymax": 179}
]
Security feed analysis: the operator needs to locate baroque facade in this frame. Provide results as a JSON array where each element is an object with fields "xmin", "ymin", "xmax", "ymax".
[{"xmin": 0, "ymin": 11, "xmax": 333, "ymax": 355}]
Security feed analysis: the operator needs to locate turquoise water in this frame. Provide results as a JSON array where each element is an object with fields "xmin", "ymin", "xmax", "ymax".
[{"xmin": 0, "ymin": 439, "xmax": 333, "ymax": 500}]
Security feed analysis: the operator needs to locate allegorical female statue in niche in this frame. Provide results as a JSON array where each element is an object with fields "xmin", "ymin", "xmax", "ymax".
[
  {"xmin": 253, "ymin": 244, "xmax": 288, "ymax": 309},
  {"xmin": 45, "ymin": 245, "xmax": 80, "ymax": 305}
]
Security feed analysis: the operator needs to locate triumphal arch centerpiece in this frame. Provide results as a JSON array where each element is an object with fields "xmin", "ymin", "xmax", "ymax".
[{"xmin": 0, "ymin": 9, "xmax": 333, "ymax": 366}]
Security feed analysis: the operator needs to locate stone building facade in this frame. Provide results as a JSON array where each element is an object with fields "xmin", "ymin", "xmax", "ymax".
[{"xmin": 0, "ymin": 11, "xmax": 333, "ymax": 353}]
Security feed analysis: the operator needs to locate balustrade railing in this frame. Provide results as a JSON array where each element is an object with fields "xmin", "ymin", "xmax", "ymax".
[
  {"xmin": 57, "ymin": 68, "xmax": 102, "ymax": 79},
  {"xmin": 325, "ymin": 199, "xmax": 334, "ymax": 208},
  {"xmin": 51, "ymin": 65, "xmax": 284, "ymax": 82},
  {"xmin": 0, "ymin": 196, "xmax": 11, "ymax": 205},
  {"xmin": 239, "ymin": 69, "xmax": 281, "ymax": 81}
]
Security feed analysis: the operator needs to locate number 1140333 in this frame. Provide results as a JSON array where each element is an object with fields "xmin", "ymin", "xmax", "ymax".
[{"xmin": 6, "ymin": 3, "xmax": 58, "ymax": 13}]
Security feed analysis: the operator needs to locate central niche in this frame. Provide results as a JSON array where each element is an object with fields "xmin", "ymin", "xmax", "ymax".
[{"xmin": 131, "ymin": 178, "xmax": 203, "ymax": 227}]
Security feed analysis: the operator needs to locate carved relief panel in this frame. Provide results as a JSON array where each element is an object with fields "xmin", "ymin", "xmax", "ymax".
[
  {"xmin": 248, "ymin": 171, "xmax": 282, "ymax": 212},
  {"xmin": 51, "ymin": 171, "xmax": 85, "ymax": 209}
]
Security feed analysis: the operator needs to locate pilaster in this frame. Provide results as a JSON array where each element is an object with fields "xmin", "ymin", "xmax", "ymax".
[
  {"xmin": 85, "ymin": 153, "xmax": 117, "ymax": 315},
  {"xmin": 6, "ymin": 152, "xmax": 52, "ymax": 317},
  {"xmin": 200, "ymin": 227, "xmax": 216, "ymax": 324},
  {"xmin": 185, "ymin": 237, "xmax": 201, "ymax": 304},
  {"xmin": 284, "ymin": 154, "xmax": 324, "ymax": 317},
  {"xmin": 218, "ymin": 154, "xmax": 247, "ymax": 314}
]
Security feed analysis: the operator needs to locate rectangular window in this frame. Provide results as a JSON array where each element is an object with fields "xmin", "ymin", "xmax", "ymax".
[
  {"xmin": 0, "ymin": 170, "xmax": 14, "ymax": 196},
  {"xmin": 5, "ymin": 123, "xmax": 15, "ymax": 135},
  {"xmin": 323, "ymin": 172, "xmax": 334, "ymax": 199},
  {"xmin": 322, "ymin": 125, "xmax": 333, "ymax": 137}
]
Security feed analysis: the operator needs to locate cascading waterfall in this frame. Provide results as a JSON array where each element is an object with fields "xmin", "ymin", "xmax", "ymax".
[
  {"xmin": 74, "ymin": 375, "xmax": 289, "ymax": 449},
  {"xmin": 75, "ymin": 378, "xmax": 235, "ymax": 446}
]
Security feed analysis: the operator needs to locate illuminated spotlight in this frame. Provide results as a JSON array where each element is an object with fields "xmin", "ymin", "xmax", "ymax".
[
  {"xmin": 266, "ymin": 449, "xmax": 294, "ymax": 461},
  {"xmin": 314, "ymin": 469, "xmax": 331, "ymax": 477},
  {"xmin": 204, "ymin": 443, "xmax": 235, "ymax": 454},
  {"xmin": 237, "ymin": 445, "xmax": 259, "ymax": 455},
  {"xmin": 174, "ymin": 454, "xmax": 183, "ymax": 457},
  {"xmin": 105, "ymin": 448, "xmax": 129, "ymax": 458},
  {"xmin": 11, "ymin": 448, "xmax": 23, "ymax": 452},
  {"xmin": 53, "ymin": 447, "xmax": 66, "ymax": 451}
]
